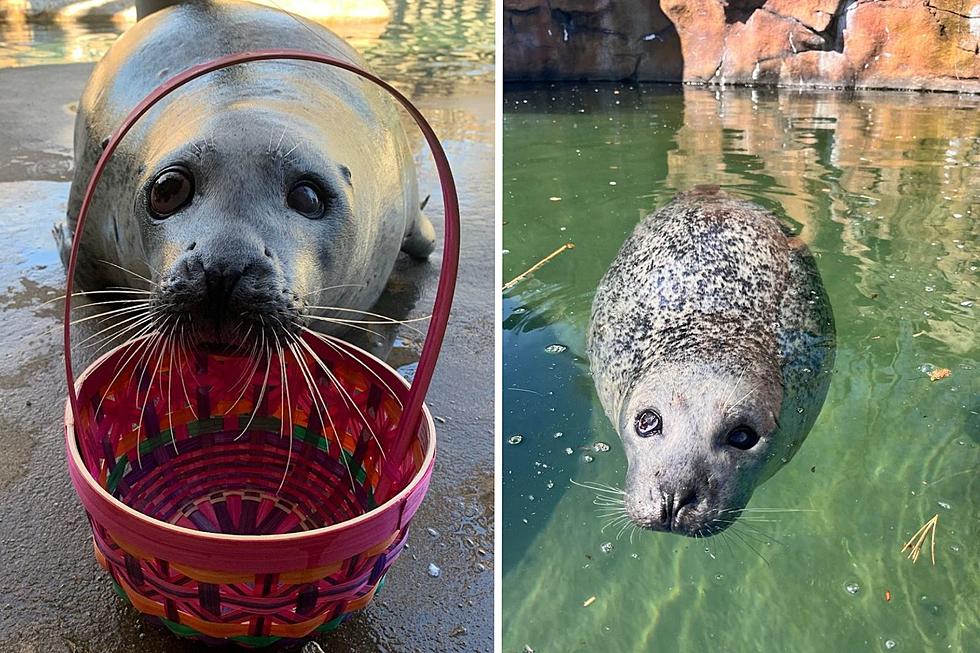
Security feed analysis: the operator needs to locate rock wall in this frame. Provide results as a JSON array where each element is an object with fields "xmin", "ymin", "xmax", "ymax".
[{"xmin": 503, "ymin": 0, "xmax": 980, "ymax": 92}]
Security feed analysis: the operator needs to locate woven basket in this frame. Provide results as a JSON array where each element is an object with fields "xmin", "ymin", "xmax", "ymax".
[{"xmin": 63, "ymin": 51, "xmax": 459, "ymax": 648}]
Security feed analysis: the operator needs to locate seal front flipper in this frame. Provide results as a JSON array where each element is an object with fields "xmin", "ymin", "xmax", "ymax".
[
  {"xmin": 401, "ymin": 209, "xmax": 436, "ymax": 260},
  {"xmin": 53, "ymin": 221, "xmax": 72, "ymax": 269}
]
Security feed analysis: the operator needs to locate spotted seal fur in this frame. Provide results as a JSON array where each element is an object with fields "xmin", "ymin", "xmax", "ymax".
[{"xmin": 587, "ymin": 186, "xmax": 835, "ymax": 537}]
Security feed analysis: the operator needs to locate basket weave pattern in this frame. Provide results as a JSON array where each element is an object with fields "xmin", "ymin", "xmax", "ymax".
[{"xmin": 68, "ymin": 335, "xmax": 430, "ymax": 646}]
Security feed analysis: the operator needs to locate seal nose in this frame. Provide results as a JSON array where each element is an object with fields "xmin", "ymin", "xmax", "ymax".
[
  {"xmin": 658, "ymin": 489, "xmax": 698, "ymax": 530},
  {"xmin": 203, "ymin": 263, "xmax": 246, "ymax": 309}
]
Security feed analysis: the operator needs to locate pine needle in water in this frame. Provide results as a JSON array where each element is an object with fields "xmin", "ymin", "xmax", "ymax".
[{"xmin": 901, "ymin": 514, "xmax": 938, "ymax": 565}]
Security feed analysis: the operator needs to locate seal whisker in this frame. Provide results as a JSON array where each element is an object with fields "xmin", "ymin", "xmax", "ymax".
[
  {"xmin": 570, "ymin": 479, "xmax": 626, "ymax": 495},
  {"xmin": 42, "ymin": 288, "xmax": 154, "ymax": 307},
  {"xmin": 300, "ymin": 284, "xmax": 367, "ymax": 297},
  {"xmin": 727, "ymin": 380, "xmax": 762, "ymax": 412},
  {"xmin": 600, "ymin": 515, "xmax": 631, "ymax": 534},
  {"xmin": 95, "ymin": 259, "xmax": 157, "ymax": 286},
  {"xmin": 727, "ymin": 526, "xmax": 771, "ymax": 566},
  {"xmin": 70, "ymin": 298, "xmax": 154, "ymax": 309},
  {"xmin": 281, "ymin": 139, "xmax": 301, "ymax": 160},
  {"xmin": 223, "ymin": 336, "xmax": 262, "ymax": 416},
  {"xmin": 616, "ymin": 518, "xmax": 632, "ymax": 541},
  {"xmin": 274, "ymin": 125, "xmax": 287, "ymax": 155},
  {"xmin": 305, "ymin": 313, "xmax": 428, "ymax": 337},
  {"xmin": 94, "ymin": 319, "xmax": 160, "ymax": 417},
  {"xmin": 725, "ymin": 508, "xmax": 816, "ymax": 513},
  {"xmin": 132, "ymin": 328, "xmax": 168, "ymax": 408},
  {"xmin": 165, "ymin": 327, "xmax": 178, "ymax": 453},
  {"xmin": 305, "ymin": 305, "xmax": 432, "ymax": 326},
  {"xmin": 304, "ymin": 315, "xmax": 386, "ymax": 340},
  {"xmin": 177, "ymin": 321, "xmax": 199, "ymax": 420},
  {"xmin": 77, "ymin": 310, "xmax": 157, "ymax": 351},
  {"xmin": 233, "ymin": 326, "xmax": 270, "ymax": 442},
  {"xmin": 291, "ymin": 331, "xmax": 387, "ymax": 461},
  {"xmin": 723, "ymin": 367, "xmax": 747, "ymax": 411},
  {"xmin": 135, "ymin": 323, "xmax": 176, "ymax": 465},
  {"xmin": 269, "ymin": 330, "xmax": 294, "ymax": 492},
  {"xmin": 593, "ymin": 500, "xmax": 625, "ymax": 508},
  {"xmin": 300, "ymin": 328, "xmax": 404, "ymax": 409},
  {"xmin": 66, "ymin": 302, "xmax": 153, "ymax": 328},
  {"xmin": 284, "ymin": 331, "xmax": 358, "ymax": 495}
]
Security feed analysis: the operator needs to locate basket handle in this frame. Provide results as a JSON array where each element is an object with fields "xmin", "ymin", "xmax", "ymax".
[{"xmin": 64, "ymin": 50, "xmax": 460, "ymax": 444}]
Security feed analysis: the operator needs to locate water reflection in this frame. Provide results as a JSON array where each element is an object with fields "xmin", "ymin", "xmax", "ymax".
[{"xmin": 0, "ymin": 0, "xmax": 495, "ymax": 91}]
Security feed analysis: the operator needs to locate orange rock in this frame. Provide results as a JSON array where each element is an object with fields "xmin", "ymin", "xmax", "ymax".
[{"xmin": 503, "ymin": 0, "xmax": 980, "ymax": 92}]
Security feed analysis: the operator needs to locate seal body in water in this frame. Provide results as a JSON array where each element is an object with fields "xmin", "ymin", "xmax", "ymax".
[
  {"xmin": 587, "ymin": 186, "xmax": 835, "ymax": 537},
  {"xmin": 55, "ymin": 0, "xmax": 435, "ymax": 346}
]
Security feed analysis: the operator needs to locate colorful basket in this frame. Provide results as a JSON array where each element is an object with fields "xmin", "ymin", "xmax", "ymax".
[{"xmin": 63, "ymin": 51, "xmax": 459, "ymax": 647}]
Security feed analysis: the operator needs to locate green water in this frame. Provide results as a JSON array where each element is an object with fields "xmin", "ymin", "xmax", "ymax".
[{"xmin": 502, "ymin": 85, "xmax": 978, "ymax": 652}]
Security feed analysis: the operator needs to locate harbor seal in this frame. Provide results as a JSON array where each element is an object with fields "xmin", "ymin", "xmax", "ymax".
[
  {"xmin": 55, "ymin": 0, "xmax": 435, "ymax": 346},
  {"xmin": 587, "ymin": 186, "xmax": 835, "ymax": 537}
]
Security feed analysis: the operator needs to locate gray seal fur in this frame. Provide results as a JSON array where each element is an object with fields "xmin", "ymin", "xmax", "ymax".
[
  {"xmin": 55, "ymin": 0, "xmax": 435, "ymax": 344},
  {"xmin": 587, "ymin": 186, "xmax": 835, "ymax": 537}
]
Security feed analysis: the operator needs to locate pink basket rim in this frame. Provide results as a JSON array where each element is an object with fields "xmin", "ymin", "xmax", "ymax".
[{"xmin": 65, "ymin": 334, "xmax": 436, "ymax": 549}]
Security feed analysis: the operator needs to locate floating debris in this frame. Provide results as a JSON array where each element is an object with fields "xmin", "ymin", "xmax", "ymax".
[
  {"xmin": 592, "ymin": 442, "xmax": 610, "ymax": 453},
  {"xmin": 553, "ymin": 431, "xmax": 564, "ymax": 438},
  {"xmin": 902, "ymin": 514, "xmax": 939, "ymax": 565},
  {"xmin": 928, "ymin": 368, "xmax": 951, "ymax": 382},
  {"xmin": 583, "ymin": 596, "xmax": 596, "ymax": 608},
  {"xmin": 565, "ymin": 447, "xmax": 574, "ymax": 455},
  {"xmin": 844, "ymin": 582, "xmax": 861, "ymax": 595},
  {"xmin": 427, "ymin": 563, "xmax": 442, "ymax": 578},
  {"xmin": 508, "ymin": 434, "xmax": 524, "ymax": 445},
  {"xmin": 885, "ymin": 640, "xmax": 897, "ymax": 650},
  {"xmin": 502, "ymin": 242, "xmax": 575, "ymax": 291},
  {"xmin": 884, "ymin": 590, "xmax": 891, "ymax": 602},
  {"xmin": 583, "ymin": 455, "xmax": 594, "ymax": 463},
  {"xmin": 600, "ymin": 542, "xmax": 614, "ymax": 554},
  {"xmin": 544, "ymin": 344, "xmax": 567, "ymax": 354}
]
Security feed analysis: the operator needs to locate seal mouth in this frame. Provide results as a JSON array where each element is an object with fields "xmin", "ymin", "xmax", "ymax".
[{"xmin": 625, "ymin": 496, "xmax": 741, "ymax": 538}]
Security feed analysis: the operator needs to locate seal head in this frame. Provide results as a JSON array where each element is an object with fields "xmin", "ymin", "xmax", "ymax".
[
  {"xmin": 588, "ymin": 187, "xmax": 835, "ymax": 537},
  {"xmin": 56, "ymin": 1, "xmax": 436, "ymax": 347}
]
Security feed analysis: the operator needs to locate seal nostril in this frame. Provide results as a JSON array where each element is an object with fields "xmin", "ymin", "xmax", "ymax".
[
  {"xmin": 186, "ymin": 242, "xmax": 196, "ymax": 251},
  {"xmin": 676, "ymin": 489, "xmax": 698, "ymax": 512}
]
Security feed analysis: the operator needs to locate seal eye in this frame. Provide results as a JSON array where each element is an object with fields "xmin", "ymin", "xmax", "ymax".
[
  {"xmin": 148, "ymin": 167, "xmax": 193, "ymax": 218},
  {"xmin": 634, "ymin": 409, "xmax": 662, "ymax": 438},
  {"xmin": 287, "ymin": 181, "xmax": 325, "ymax": 219},
  {"xmin": 727, "ymin": 426, "xmax": 760, "ymax": 450}
]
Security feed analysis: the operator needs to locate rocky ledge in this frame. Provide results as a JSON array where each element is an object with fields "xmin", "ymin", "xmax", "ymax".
[{"xmin": 503, "ymin": 0, "xmax": 980, "ymax": 92}]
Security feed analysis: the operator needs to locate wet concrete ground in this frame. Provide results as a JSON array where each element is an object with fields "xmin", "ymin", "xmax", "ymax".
[{"xmin": 0, "ymin": 62, "xmax": 493, "ymax": 652}]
